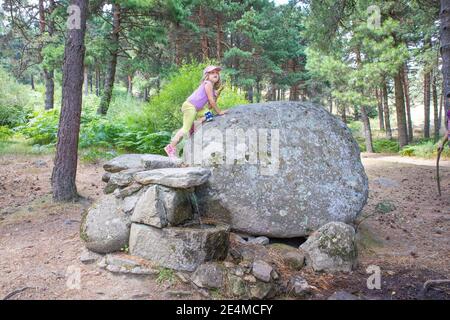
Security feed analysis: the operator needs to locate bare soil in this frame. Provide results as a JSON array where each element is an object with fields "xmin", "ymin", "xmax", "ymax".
[{"xmin": 0, "ymin": 153, "xmax": 449, "ymax": 300}]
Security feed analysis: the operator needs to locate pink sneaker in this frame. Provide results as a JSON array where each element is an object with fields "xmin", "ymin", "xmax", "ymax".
[{"xmin": 164, "ymin": 144, "xmax": 177, "ymax": 159}]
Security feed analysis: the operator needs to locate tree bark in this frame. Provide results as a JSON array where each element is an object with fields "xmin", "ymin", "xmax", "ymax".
[
  {"xmin": 361, "ymin": 105, "xmax": 374, "ymax": 152},
  {"xmin": 40, "ymin": 0, "xmax": 55, "ymax": 110},
  {"xmin": 424, "ymin": 69, "xmax": 431, "ymax": 138},
  {"xmin": 83, "ymin": 65, "xmax": 88, "ymax": 96},
  {"xmin": 216, "ymin": 13, "xmax": 223, "ymax": 59},
  {"xmin": 394, "ymin": 71, "xmax": 408, "ymax": 147},
  {"xmin": 383, "ymin": 80, "xmax": 393, "ymax": 139},
  {"xmin": 95, "ymin": 67, "xmax": 100, "ymax": 96},
  {"xmin": 440, "ymin": 1, "xmax": 450, "ymax": 125},
  {"xmin": 98, "ymin": 3, "xmax": 120, "ymax": 115},
  {"xmin": 127, "ymin": 74, "xmax": 133, "ymax": 96},
  {"xmin": 375, "ymin": 87, "xmax": 385, "ymax": 130},
  {"xmin": 31, "ymin": 74, "xmax": 35, "ymax": 90},
  {"xmin": 402, "ymin": 64, "xmax": 413, "ymax": 141},
  {"xmin": 51, "ymin": 0, "xmax": 88, "ymax": 202},
  {"xmin": 433, "ymin": 71, "xmax": 439, "ymax": 142},
  {"xmin": 199, "ymin": 6, "xmax": 209, "ymax": 61}
]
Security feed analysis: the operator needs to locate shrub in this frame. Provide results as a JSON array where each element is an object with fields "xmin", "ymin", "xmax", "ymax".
[
  {"xmin": 0, "ymin": 67, "xmax": 33, "ymax": 127},
  {"xmin": 0, "ymin": 126, "xmax": 13, "ymax": 141}
]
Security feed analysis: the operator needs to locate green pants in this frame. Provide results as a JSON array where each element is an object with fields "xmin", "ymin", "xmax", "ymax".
[{"xmin": 181, "ymin": 100, "xmax": 208, "ymax": 134}]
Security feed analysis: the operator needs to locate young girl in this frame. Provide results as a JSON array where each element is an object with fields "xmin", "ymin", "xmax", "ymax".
[{"xmin": 164, "ymin": 65, "xmax": 226, "ymax": 158}]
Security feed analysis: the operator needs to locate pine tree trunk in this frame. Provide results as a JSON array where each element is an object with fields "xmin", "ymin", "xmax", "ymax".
[
  {"xmin": 127, "ymin": 74, "xmax": 133, "ymax": 96},
  {"xmin": 376, "ymin": 88, "xmax": 385, "ymax": 130},
  {"xmin": 394, "ymin": 71, "xmax": 408, "ymax": 147},
  {"xmin": 361, "ymin": 105, "xmax": 374, "ymax": 153},
  {"xmin": 329, "ymin": 96, "xmax": 333, "ymax": 114},
  {"xmin": 402, "ymin": 64, "xmax": 413, "ymax": 142},
  {"xmin": 199, "ymin": 6, "xmax": 209, "ymax": 61},
  {"xmin": 95, "ymin": 67, "xmax": 100, "ymax": 96},
  {"xmin": 98, "ymin": 3, "xmax": 120, "ymax": 115},
  {"xmin": 51, "ymin": 0, "xmax": 88, "ymax": 202},
  {"xmin": 433, "ymin": 71, "xmax": 439, "ymax": 142},
  {"xmin": 89, "ymin": 68, "xmax": 93, "ymax": 93},
  {"xmin": 216, "ymin": 13, "xmax": 223, "ymax": 59},
  {"xmin": 83, "ymin": 65, "xmax": 88, "ymax": 96},
  {"xmin": 39, "ymin": 0, "xmax": 55, "ymax": 110},
  {"xmin": 424, "ymin": 69, "xmax": 431, "ymax": 138},
  {"xmin": 31, "ymin": 74, "xmax": 35, "ymax": 90},
  {"xmin": 441, "ymin": 0, "xmax": 450, "ymax": 119},
  {"xmin": 383, "ymin": 81, "xmax": 393, "ymax": 139},
  {"xmin": 43, "ymin": 70, "xmax": 54, "ymax": 110}
]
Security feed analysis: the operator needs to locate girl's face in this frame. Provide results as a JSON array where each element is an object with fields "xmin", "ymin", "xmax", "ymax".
[{"xmin": 207, "ymin": 70, "xmax": 220, "ymax": 83}]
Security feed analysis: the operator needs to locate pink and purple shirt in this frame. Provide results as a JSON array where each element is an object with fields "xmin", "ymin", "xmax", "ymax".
[{"xmin": 187, "ymin": 80, "xmax": 217, "ymax": 111}]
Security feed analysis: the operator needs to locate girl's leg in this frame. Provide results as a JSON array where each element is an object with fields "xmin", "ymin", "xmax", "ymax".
[{"xmin": 169, "ymin": 102, "xmax": 197, "ymax": 147}]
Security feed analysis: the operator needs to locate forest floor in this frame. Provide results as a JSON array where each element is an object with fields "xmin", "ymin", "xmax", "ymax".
[{"xmin": 0, "ymin": 152, "xmax": 449, "ymax": 300}]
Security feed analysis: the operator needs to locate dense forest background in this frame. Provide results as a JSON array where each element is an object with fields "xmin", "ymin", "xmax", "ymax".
[{"xmin": 0, "ymin": 0, "xmax": 447, "ymax": 162}]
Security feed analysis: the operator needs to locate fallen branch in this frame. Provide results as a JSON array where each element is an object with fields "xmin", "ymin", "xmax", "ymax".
[
  {"xmin": 418, "ymin": 279, "xmax": 450, "ymax": 298},
  {"xmin": 2, "ymin": 287, "xmax": 30, "ymax": 300}
]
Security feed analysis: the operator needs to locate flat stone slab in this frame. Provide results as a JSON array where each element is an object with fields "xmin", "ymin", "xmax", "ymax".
[
  {"xmin": 129, "ymin": 223, "xmax": 230, "ymax": 271},
  {"xmin": 131, "ymin": 185, "xmax": 193, "ymax": 228},
  {"xmin": 141, "ymin": 154, "xmax": 182, "ymax": 170},
  {"xmin": 134, "ymin": 167, "xmax": 211, "ymax": 188},
  {"xmin": 109, "ymin": 168, "xmax": 144, "ymax": 187},
  {"xmin": 103, "ymin": 154, "xmax": 145, "ymax": 173}
]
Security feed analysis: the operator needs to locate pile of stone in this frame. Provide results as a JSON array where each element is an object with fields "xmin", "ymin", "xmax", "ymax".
[{"xmin": 81, "ymin": 154, "xmax": 230, "ymax": 272}]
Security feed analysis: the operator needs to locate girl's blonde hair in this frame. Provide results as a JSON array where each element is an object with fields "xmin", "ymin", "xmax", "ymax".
[{"xmin": 202, "ymin": 72, "xmax": 221, "ymax": 90}]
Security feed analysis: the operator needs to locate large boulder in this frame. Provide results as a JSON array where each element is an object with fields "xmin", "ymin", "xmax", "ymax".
[
  {"xmin": 300, "ymin": 222, "xmax": 357, "ymax": 272},
  {"xmin": 80, "ymin": 194, "xmax": 131, "ymax": 253},
  {"xmin": 183, "ymin": 102, "xmax": 368, "ymax": 237}
]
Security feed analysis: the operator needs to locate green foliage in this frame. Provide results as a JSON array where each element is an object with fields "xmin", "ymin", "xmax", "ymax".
[
  {"xmin": 375, "ymin": 200, "xmax": 396, "ymax": 214},
  {"xmin": 399, "ymin": 139, "xmax": 450, "ymax": 158},
  {"xmin": 0, "ymin": 67, "xmax": 33, "ymax": 127},
  {"xmin": 357, "ymin": 137, "xmax": 399, "ymax": 153},
  {"xmin": 20, "ymin": 109, "xmax": 59, "ymax": 145},
  {"xmin": 0, "ymin": 126, "xmax": 13, "ymax": 141},
  {"xmin": 156, "ymin": 267, "xmax": 175, "ymax": 285}
]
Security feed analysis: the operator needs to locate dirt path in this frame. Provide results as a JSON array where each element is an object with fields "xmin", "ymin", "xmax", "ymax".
[{"xmin": 0, "ymin": 153, "xmax": 449, "ymax": 299}]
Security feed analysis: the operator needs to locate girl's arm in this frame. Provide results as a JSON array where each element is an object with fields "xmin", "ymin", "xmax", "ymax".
[{"xmin": 205, "ymin": 81, "xmax": 225, "ymax": 115}]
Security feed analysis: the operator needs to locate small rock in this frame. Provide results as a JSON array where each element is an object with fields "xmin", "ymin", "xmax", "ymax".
[
  {"xmin": 300, "ymin": 222, "xmax": 357, "ymax": 272},
  {"xmin": 249, "ymin": 281, "xmax": 273, "ymax": 299},
  {"xmin": 227, "ymin": 274, "xmax": 248, "ymax": 298},
  {"xmin": 33, "ymin": 160, "xmax": 47, "ymax": 167},
  {"xmin": 251, "ymin": 260, "xmax": 273, "ymax": 283},
  {"xmin": 243, "ymin": 275, "xmax": 257, "ymax": 283},
  {"xmin": 283, "ymin": 251, "xmax": 306, "ymax": 270},
  {"xmin": 102, "ymin": 172, "xmax": 111, "ymax": 183},
  {"xmin": 80, "ymin": 249, "xmax": 103, "ymax": 264},
  {"xmin": 191, "ymin": 263, "xmax": 224, "ymax": 289},
  {"xmin": 289, "ymin": 276, "xmax": 312, "ymax": 297},
  {"xmin": 248, "ymin": 236, "xmax": 270, "ymax": 245},
  {"xmin": 223, "ymin": 261, "xmax": 235, "ymax": 268},
  {"xmin": 165, "ymin": 290, "xmax": 192, "ymax": 298},
  {"xmin": 327, "ymin": 290, "xmax": 360, "ymax": 300}
]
